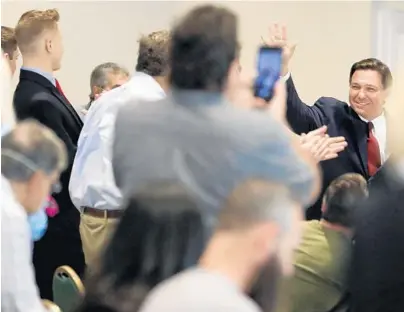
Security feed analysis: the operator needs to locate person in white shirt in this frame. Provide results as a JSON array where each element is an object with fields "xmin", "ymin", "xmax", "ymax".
[
  {"xmin": 69, "ymin": 30, "xmax": 170, "ymax": 267},
  {"xmin": 140, "ymin": 179, "xmax": 303, "ymax": 312},
  {"xmin": 266, "ymin": 24, "xmax": 392, "ymax": 220},
  {"xmin": 1, "ymin": 120, "xmax": 67, "ymax": 312}
]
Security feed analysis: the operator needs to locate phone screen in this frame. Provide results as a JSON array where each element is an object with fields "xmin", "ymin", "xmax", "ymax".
[{"xmin": 254, "ymin": 47, "xmax": 282, "ymax": 101}]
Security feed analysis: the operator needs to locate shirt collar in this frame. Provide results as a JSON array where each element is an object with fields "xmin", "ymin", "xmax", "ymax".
[
  {"xmin": 169, "ymin": 89, "xmax": 226, "ymax": 107},
  {"xmin": 358, "ymin": 112, "xmax": 385, "ymax": 126},
  {"xmin": 21, "ymin": 66, "xmax": 56, "ymax": 87},
  {"xmin": 130, "ymin": 71, "xmax": 165, "ymax": 97}
]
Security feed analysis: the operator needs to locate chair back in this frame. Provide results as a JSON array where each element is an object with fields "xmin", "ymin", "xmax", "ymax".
[
  {"xmin": 53, "ymin": 266, "xmax": 85, "ymax": 312},
  {"xmin": 42, "ymin": 299, "xmax": 62, "ymax": 312}
]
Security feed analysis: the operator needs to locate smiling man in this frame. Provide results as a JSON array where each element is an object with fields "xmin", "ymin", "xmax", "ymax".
[{"xmin": 267, "ymin": 24, "xmax": 392, "ymax": 219}]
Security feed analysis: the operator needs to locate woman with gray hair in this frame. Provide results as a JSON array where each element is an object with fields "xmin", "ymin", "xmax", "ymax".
[{"xmin": 1, "ymin": 120, "xmax": 67, "ymax": 312}]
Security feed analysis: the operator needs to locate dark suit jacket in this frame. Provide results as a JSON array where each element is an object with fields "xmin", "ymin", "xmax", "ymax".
[
  {"xmin": 13, "ymin": 69, "xmax": 83, "ymax": 237},
  {"xmin": 350, "ymin": 161, "xmax": 404, "ymax": 312},
  {"xmin": 286, "ymin": 76, "xmax": 370, "ymax": 219}
]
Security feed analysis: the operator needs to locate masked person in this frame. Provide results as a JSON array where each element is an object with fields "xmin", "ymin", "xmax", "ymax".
[{"xmin": 1, "ymin": 120, "xmax": 67, "ymax": 312}]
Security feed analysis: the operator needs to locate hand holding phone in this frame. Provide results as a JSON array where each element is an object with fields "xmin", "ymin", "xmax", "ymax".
[{"xmin": 254, "ymin": 46, "xmax": 283, "ymax": 102}]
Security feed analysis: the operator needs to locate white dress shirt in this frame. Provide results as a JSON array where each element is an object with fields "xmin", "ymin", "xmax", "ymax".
[
  {"xmin": 69, "ymin": 72, "xmax": 165, "ymax": 211},
  {"xmin": 359, "ymin": 113, "xmax": 388, "ymax": 163},
  {"xmin": 1, "ymin": 176, "xmax": 45, "ymax": 312}
]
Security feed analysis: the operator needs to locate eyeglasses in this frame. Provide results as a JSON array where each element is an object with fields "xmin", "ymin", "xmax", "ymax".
[{"xmin": 2, "ymin": 149, "xmax": 62, "ymax": 193}]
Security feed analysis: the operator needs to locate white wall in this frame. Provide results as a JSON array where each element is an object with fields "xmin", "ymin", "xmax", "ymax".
[
  {"xmin": 2, "ymin": 0, "xmax": 374, "ymax": 106},
  {"xmin": 373, "ymin": 1, "xmax": 404, "ymax": 70}
]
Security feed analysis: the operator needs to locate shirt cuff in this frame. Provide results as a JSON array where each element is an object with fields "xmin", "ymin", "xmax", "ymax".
[{"xmin": 280, "ymin": 72, "xmax": 291, "ymax": 82}]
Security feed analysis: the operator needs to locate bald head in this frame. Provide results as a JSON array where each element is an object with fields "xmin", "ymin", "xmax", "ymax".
[
  {"xmin": 217, "ymin": 179, "xmax": 297, "ymax": 233},
  {"xmin": 1, "ymin": 120, "xmax": 67, "ymax": 181}
]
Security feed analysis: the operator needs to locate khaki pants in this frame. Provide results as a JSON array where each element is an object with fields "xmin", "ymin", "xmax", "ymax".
[{"xmin": 79, "ymin": 213, "xmax": 119, "ymax": 268}]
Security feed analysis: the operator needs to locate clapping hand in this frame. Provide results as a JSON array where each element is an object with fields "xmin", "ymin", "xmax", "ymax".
[{"xmin": 301, "ymin": 126, "xmax": 347, "ymax": 162}]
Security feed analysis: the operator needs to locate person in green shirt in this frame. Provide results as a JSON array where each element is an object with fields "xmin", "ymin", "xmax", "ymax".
[{"xmin": 275, "ymin": 173, "xmax": 368, "ymax": 312}]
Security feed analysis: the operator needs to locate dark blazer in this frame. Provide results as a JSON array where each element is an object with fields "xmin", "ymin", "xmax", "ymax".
[
  {"xmin": 13, "ymin": 69, "xmax": 83, "ymax": 234},
  {"xmin": 13, "ymin": 69, "xmax": 85, "ymax": 299},
  {"xmin": 351, "ymin": 161, "xmax": 404, "ymax": 312},
  {"xmin": 286, "ymin": 76, "xmax": 370, "ymax": 219}
]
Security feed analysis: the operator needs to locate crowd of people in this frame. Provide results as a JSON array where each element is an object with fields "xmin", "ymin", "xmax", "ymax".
[{"xmin": 1, "ymin": 4, "xmax": 403, "ymax": 312}]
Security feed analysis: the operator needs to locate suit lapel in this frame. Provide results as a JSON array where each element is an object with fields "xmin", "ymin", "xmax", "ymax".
[
  {"xmin": 49, "ymin": 87, "xmax": 83, "ymax": 127},
  {"xmin": 346, "ymin": 108, "xmax": 368, "ymax": 177},
  {"xmin": 20, "ymin": 70, "xmax": 83, "ymax": 128}
]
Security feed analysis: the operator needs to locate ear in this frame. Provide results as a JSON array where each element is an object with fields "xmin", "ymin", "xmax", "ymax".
[
  {"xmin": 3, "ymin": 52, "xmax": 10, "ymax": 61},
  {"xmin": 45, "ymin": 38, "xmax": 53, "ymax": 53},
  {"xmin": 92, "ymin": 86, "xmax": 103, "ymax": 98},
  {"xmin": 230, "ymin": 57, "xmax": 242, "ymax": 74}
]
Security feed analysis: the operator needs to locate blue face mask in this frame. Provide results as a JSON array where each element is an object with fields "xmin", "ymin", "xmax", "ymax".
[{"xmin": 27, "ymin": 204, "xmax": 48, "ymax": 241}]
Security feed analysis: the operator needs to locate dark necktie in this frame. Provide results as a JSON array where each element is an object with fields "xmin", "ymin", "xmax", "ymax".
[
  {"xmin": 367, "ymin": 122, "xmax": 381, "ymax": 176},
  {"xmin": 55, "ymin": 79, "xmax": 70, "ymax": 103}
]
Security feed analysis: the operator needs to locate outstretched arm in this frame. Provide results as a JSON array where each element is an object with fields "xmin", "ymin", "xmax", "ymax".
[{"xmin": 265, "ymin": 24, "xmax": 325, "ymax": 134}]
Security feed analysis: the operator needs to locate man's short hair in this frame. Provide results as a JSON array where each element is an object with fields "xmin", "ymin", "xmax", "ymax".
[
  {"xmin": 217, "ymin": 179, "xmax": 296, "ymax": 233},
  {"xmin": 89, "ymin": 62, "xmax": 129, "ymax": 101},
  {"xmin": 15, "ymin": 9, "xmax": 60, "ymax": 54},
  {"xmin": 170, "ymin": 5, "xmax": 238, "ymax": 91},
  {"xmin": 350, "ymin": 58, "xmax": 393, "ymax": 89},
  {"xmin": 135, "ymin": 30, "xmax": 171, "ymax": 77},
  {"xmin": 1, "ymin": 119, "xmax": 67, "ymax": 182},
  {"xmin": 322, "ymin": 173, "xmax": 368, "ymax": 227},
  {"xmin": 1, "ymin": 26, "xmax": 17, "ymax": 57}
]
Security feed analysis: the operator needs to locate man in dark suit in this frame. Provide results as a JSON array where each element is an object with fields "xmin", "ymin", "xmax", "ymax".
[
  {"xmin": 13, "ymin": 9, "xmax": 84, "ymax": 299},
  {"xmin": 267, "ymin": 24, "xmax": 393, "ymax": 219}
]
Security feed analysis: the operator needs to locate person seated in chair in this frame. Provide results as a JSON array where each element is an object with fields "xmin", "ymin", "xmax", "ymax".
[{"xmin": 274, "ymin": 173, "xmax": 368, "ymax": 312}]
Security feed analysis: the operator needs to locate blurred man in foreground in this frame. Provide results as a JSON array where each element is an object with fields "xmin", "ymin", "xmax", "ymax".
[
  {"xmin": 113, "ymin": 5, "xmax": 322, "ymax": 216},
  {"xmin": 140, "ymin": 180, "xmax": 302, "ymax": 312}
]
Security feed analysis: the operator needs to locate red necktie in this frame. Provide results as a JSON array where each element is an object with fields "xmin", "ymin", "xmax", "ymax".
[
  {"xmin": 55, "ymin": 79, "xmax": 70, "ymax": 103},
  {"xmin": 367, "ymin": 122, "xmax": 381, "ymax": 176}
]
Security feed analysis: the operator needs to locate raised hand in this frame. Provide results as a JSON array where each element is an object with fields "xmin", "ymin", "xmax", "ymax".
[
  {"xmin": 263, "ymin": 24, "xmax": 297, "ymax": 75},
  {"xmin": 301, "ymin": 126, "xmax": 347, "ymax": 162}
]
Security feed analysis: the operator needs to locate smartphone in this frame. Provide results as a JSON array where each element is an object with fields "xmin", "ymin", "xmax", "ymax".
[{"xmin": 254, "ymin": 46, "xmax": 283, "ymax": 102}]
